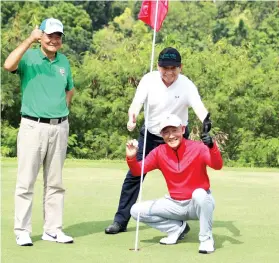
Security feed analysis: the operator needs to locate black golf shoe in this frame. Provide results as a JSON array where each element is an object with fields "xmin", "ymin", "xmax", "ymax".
[
  {"xmin": 105, "ymin": 222, "xmax": 127, "ymax": 234},
  {"xmin": 178, "ymin": 222, "xmax": 191, "ymax": 240}
]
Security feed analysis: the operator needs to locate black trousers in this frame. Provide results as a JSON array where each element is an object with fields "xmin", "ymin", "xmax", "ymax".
[{"xmin": 114, "ymin": 125, "xmax": 190, "ymax": 227}]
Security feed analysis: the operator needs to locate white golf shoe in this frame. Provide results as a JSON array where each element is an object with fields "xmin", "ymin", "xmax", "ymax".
[
  {"xmin": 16, "ymin": 232, "xmax": 33, "ymax": 246},
  {"xmin": 42, "ymin": 230, "xmax": 74, "ymax": 244},
  {"xmin": 160, "ymin": 221, "xmax": 187, "ymax": 245},
  {"xmin": 199, "ymin": 237, "xmax": 215, "ymax": 254}
]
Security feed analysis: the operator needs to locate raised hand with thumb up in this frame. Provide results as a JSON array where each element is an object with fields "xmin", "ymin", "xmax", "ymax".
[
  {"xmin": 202, "ymin": 113, "xmax": 212, "ymax": 134},
  {"xmin": 29, "ymin": 25, "xmax": 43, "ymax": 43},
  {"xmin": 201, "ymin": 113, "xmax": 213, "ymax": 148}
]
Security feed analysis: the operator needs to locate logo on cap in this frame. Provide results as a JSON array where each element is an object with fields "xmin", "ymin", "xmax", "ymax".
[
  {"xmin": 40, "ymin": 18, "xmax": 64, "ymax": 35},
  {"xmin": 158, "ymin": 47, "xmax": 181, "ymax": 67}
]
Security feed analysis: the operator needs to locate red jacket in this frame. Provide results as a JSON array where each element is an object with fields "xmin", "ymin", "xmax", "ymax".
[{"xmin": 127, "ymin": 139, "xmax": 223, "ymax": 200}]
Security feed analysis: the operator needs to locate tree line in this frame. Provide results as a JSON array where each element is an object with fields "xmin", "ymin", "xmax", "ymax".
[{"xmin": 1, "ymin": 1, "xmax": 279, "ymax": 167}]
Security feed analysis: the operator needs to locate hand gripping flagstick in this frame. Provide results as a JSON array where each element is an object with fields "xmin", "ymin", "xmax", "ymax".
[{"xmin": 132, "ymin": 0, "xmax": 162, "ymax": 252}]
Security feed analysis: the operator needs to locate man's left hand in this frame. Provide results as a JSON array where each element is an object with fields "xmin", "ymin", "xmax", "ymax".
[
  {"xmin": 201, "ymin": 133, "xmax": 214, "ymax": 148},
  {"xmin": 203, "ymin": 113, "xmax": 212, "ymax": 133}
]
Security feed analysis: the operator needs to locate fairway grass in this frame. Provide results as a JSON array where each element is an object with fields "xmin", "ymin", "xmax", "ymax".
[{"xmin": 2, "ymin": 159, "xmax": 279, "ymax": 263}]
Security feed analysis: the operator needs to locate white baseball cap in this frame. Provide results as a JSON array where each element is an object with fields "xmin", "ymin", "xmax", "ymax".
[
  {"xmin": 39, "ymin": 18, "xmax": 64, "ymax": 35},
  {"xmin": 159, "ymin": 114, "xmax": 182, "ymax": 132}
]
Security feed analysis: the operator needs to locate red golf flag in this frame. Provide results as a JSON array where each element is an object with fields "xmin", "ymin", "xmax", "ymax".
[{"xmin": 138, "ymin": 0, "xmax": 169, "ymax": 32}]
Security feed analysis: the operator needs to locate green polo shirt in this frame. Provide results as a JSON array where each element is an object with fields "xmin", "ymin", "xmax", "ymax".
[{"xmin": 17, "ymin": 48, "xmax": 74, "ymax": 118}]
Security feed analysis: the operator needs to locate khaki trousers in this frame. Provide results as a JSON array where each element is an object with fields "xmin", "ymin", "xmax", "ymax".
[{"xmin": 14, "ymin": 117, "xmax": 69, "ymax": 235}]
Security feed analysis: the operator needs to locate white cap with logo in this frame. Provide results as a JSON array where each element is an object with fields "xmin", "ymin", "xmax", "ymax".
[
  {"xmin": 40, "ymin": 18, "xmax": 64, "ymax": 35},
  {"xmin": 159, "ymin": 114, "xmax": 182, "ymax": 132}
]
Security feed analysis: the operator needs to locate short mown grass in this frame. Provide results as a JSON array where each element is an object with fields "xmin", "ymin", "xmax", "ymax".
[{"xmin": 2, "ymin": 158, "xmax": 279, "ymax": 263}]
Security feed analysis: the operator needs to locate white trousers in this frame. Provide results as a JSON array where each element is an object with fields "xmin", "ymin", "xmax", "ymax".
[
  {"xmin": 131, "ymin": 188, "xmax": 215, "ymax": 241},
  {"xmin": 14, "ymin": 117, "xmax": 69, "ymax": 235}
]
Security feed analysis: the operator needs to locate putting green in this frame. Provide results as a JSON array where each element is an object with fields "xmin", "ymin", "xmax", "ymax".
[{"xmin": 2, "ymin": 158, "xmax": 279, "ymax": 263}]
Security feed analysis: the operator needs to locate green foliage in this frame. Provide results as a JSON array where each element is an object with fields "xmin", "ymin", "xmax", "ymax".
[
  {"xmin": 227, "ymin": 129, "xmax": 279, "ymax": 167},
  {"xmin": 1, "ymin": 1, "xmax": 278, "ymax": 167},
  {"xmin": 158, "ymin": 2, "xmax": 217, "ymax": 50},
  {"xmin": 1, "ymin": 1, "xmax": 24, "ymax": 24},
  {"xmin": 1, "ymin": 122, "xmax": 18, "ymax": 157}
]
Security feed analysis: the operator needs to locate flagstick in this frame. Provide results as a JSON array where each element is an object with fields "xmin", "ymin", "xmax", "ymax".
[{"xmin": 134, "ymin": 0, "xmax": 160, "ymax": 252}]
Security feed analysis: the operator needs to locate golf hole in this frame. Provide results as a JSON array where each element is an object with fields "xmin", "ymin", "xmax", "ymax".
[{"xmin": 129, "ymin": 248, "xmax": 140, "ymax": 251}]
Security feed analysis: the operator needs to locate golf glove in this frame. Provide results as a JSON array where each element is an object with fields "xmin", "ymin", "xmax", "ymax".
[
  {"xmin": 203, "ymin": 113, "xmax": 212, "ymax": 133},
  {"xmin": 201, "ymin": 133, "xmax": 214, "ymax": 149}
]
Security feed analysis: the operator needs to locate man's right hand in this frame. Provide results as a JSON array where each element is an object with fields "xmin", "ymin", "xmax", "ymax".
[
  {"xmin": 127, "ymin": 113, "xmax": 136, "ymax": 132},
  {"xmin": 29, "ymin": 26, "xmax": 43, "ymax": 43},
  {"xmin": 3, "ymin": 25, "xmax": 43, "ymax": 72},
  {"xmin": 126, "ymin": 139, "xmax": 139, "ymax": 159}
]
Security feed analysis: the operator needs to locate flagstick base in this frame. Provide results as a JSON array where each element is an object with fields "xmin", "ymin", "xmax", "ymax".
[{"xmin": 129, "ymin": 248, "xmax": 140, "ymax": 251}]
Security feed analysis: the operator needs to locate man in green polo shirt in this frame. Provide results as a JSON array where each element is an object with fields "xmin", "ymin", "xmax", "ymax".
[{"xmin": 4, "ymin": 18, "xmax": 75, "ymax": 246}]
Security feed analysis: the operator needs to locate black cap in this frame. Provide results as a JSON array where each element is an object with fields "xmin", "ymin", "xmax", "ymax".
[{"xmin": 158, "ymin": 47, "xmax": 181, "ymax": 67}]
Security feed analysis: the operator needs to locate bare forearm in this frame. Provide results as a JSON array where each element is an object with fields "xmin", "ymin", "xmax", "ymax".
[
  {"xmin": 3, "ymin": 37, "xmax": 34, "ymax": 72},
  {"xmin": 66, "ymin": 88, "xmax": 75, "ymax": 107}
]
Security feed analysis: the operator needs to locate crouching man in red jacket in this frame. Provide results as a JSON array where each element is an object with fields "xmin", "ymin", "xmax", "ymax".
[{"xmin": 126, "ymin": 114, "xmax": 223, "ymax": 254}]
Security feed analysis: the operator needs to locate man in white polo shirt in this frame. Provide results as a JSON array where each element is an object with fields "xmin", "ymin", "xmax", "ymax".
[{"xmin": 105, "ymin": 47, "xmax": 212, "ymax": 234}]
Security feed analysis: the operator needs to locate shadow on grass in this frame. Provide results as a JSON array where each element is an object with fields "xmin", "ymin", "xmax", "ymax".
[
  {"xmin": 32, "ymin": 220, "xmax": 242, "ymax": 250},
  {"xmin": 32, "ymin": 220, "xmax": 150, "ymax": 242},
  {"xmin": 140, "ymin": 220, "xmax": 243, "ymax": 250}
]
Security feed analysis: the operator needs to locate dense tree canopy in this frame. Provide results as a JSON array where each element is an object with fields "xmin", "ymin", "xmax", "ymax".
[{"xmin": 1, "ymin": 1, "xmax": 279, "ymax": 167}]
